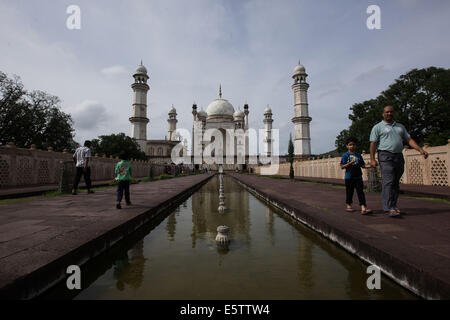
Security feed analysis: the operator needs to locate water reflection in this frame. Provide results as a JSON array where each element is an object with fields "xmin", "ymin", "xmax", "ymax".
[
  {"xmin": 265, "ymin": 207, "xmax": 275, "ymax": 246},
  {"xmin": 165, "ymin": 207, "xmax": 179, "ymax": 242},
  {"xmin": 297, "ymin": 234, "xmax": 315, "ymax": 291},
  {"xmin": 41, "ymin": 174, "xmax": 416, "ymax": 299},
  {"xmin": 113, "ymin": 240, "xmax": 146, "ymax": 291},
  {"xmin": 191, "ymin": 176, "xmax": 250, "ymax": 248}
]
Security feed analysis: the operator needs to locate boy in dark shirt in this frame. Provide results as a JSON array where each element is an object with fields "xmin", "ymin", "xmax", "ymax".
[{"xmin": 340, "ymin": 138, "xmax": 372, "ymax": 215}]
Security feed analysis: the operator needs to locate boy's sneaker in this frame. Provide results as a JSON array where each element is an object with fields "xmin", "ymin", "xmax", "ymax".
[{"xmin": 116, "ymin": 203, "xmax": 122, "ymax": 209}]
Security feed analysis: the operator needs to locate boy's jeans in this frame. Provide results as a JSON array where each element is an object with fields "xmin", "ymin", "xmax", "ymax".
[
  {"xmin": 345, "ymin": 178, "xmax": 366, "ymax": 206},
  {"xmin": 378, "ymin": 151, "xmax": 405, "ymax": 212},
  {"xmin": 117, "ymin": 180, "xmax": 130, "ymax": 203}
]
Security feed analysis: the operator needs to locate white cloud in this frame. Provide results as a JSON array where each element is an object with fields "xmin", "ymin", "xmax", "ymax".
[
  {"xmin": 1, "ymin": 0, "xmax": 449, "ymax": 154},
  {"xmin": 101, "ymin": 65, "xmax": 128, "ymax": 77},
  {"xmin": 353, "ymin": 65, "xmax": 387, "ymax": 83},
  {"xmin": 70, "ymin": 100, "xmax": 109, "ymax": 130}
]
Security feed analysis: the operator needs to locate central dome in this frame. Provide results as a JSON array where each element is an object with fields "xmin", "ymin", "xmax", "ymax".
[{"xmin": 206, "ymin": 98, "xmax": 235, "ymax": 116}]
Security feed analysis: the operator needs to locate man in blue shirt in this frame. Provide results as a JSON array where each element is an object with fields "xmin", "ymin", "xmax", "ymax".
[{"xmin": 369, "ymin": 106, "xmax": 428, "ymax": 217}]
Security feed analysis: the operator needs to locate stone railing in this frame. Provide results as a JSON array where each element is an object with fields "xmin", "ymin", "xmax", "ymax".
[
  {"xmin": 255, "ymin": 140, "xmax": 450, "ymax": 187},
  {"xmin": 0, "ymin": 143, "xmax": 193, "ymax": 189}
]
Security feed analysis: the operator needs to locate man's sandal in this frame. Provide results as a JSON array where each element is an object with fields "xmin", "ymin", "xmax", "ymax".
[
  {"xmin": 388, "ymin": 209, "xmax": 400, "ymax": 217},
  {"xmin": 345, "ymin": 208, "xmax": 354, "ymax": 212},
  {"xmin": 361, "ymin": 209, "xmax": 373, "ymax": 215}
]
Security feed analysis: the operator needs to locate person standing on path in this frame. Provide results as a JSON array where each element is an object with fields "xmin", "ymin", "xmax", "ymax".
[
  {"xmin": 115, "ymin": 152, "xmax": 132, "ymax": 209},
  {"xmin": 340, "ymin": 137, "xmax": 372, "ymax": 215},
  {"xmin": 72, "ymin": 140, "xmax": 94, "ymax": 195},
  {"xmin": 369, "ymin": 106, "xmax": 428, "ymax": 217}
]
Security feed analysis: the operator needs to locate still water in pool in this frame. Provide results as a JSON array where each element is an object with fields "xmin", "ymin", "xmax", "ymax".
[{"xmin": 44, "ymin": 175, "xmax": 416, "ymax": 299}]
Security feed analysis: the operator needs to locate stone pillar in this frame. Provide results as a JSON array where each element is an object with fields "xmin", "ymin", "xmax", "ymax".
[
  {"xmin": 148, "ymin": 165, "xmax": 154, "ymax": 179},
  {"xmin": 447, "ymin": 139, "xmax": 450, "ymax": 187},
  {"xmin": 366, "ymin": 167, "xmax": 381, "ymax": 193},
  {"xmin": 422, "ymin": 143, "xmax": 432, "ymax": 186},
  {"xmin": 59, "ymin": 160, "xmax": 75, "ymax": 193},
  {"xmin": 401, "ymin": 146, "xmax": 409, "ymax": 184}
]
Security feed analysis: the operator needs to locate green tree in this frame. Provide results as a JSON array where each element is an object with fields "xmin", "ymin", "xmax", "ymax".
[
  {"xmin": 335, "ymin": 67, "xmax": 450, "ymax": 153},
  {"xmin": 0, "ymin": 71, "xmax": 78, "ymax": 151},
  {"xmin": 91, "ymin": 133, "xmax": 147, "ymax": 160},
  {"xmin": 288, "ymin": 133, "xmax": 294, "ymax": 179}
]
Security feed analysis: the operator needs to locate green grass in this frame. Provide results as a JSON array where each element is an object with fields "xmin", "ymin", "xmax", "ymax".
[
  {"xmin": 264, "ymin": 175, "xmax": 287, "ymax": 179},
  {"xmin": 79, "ymin": 185, "xmax": 111, "ymax": 192},
  {"xmin": 406, "ymin": 196, "xmax": 450, "ymax": 205},
  {"xmin": 0, "ymin": 171, "xmax": 203, "ymax": 204},
  {"xmin": 42, "ymin": 190, "xmax": 64, "ymax": 197},
  {"xmin": 295, "ymin": 180, "xmax": 346, "ymax": 190},
  {"xmin": 0, "ymin": 190, "xmax": 63, "ymax": 204},
  {"xmin": 158, "ymin": 174, "xmax": 175, "ymax": 180},
  {"xmin": 260, "ymin": 174, "xmax": 347, "ymax": 190}
]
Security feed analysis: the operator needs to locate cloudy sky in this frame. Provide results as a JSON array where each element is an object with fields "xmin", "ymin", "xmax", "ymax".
[{"xmin": 1, "ymin": 0, "xmax": 449, "ymax": 154}]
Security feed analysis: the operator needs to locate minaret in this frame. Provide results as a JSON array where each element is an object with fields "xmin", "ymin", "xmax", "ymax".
[
  {"xmin": 263, "ymin": 105, "xmax": 273, "ymax": 157},
  {"xmin": 191, "ymin": 103, "xmax": 198, "ymax": 157},
  {"xmin": 243, "ymin": 102, "xmax": 249, "ymax": 158},
  {"xmin": 167, "ymin": 105, "xmax": 177, "ymax": 141},
  {"xmin": 291, "ymin": 60, "xmax": 311, "ymax": 157},
  {"xmin": 243, "ymin": 102, "xmax": 249, "ymax": 130},
  {"xmin": 129, "ymin": 61, "xmax": 149, "ymax": 152}
]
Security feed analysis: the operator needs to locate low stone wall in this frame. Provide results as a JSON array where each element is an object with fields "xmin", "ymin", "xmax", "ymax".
[
  {"xmin": 0, "ymin": 144, "xmax": 192, "ymax": 189},
  {"xmin": 256, "ymin": 140, "xmax": 450, "ymax": 187}
]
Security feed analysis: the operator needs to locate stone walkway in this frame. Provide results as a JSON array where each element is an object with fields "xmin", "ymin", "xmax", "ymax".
[
  {"xmin": 0, "ymin": 174, "xmax": 213, "ymax": 299},
  {"xmin": 228, "ymin": 173, "xmax": 450, "ymax": 299}
]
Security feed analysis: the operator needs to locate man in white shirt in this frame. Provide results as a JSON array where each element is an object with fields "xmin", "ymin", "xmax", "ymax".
[{"xmin": 72, "ymin": 140, "xmax": 94, "ymax": 195}]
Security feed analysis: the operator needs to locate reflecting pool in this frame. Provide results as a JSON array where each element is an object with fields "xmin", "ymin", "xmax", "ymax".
[{"xmin": 43, "ymin": 175, "xmax": 416, "ymax": 299}]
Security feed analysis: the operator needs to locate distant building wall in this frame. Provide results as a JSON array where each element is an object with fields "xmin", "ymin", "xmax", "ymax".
[
  {"xmin": 0, "ymin": 144, "xmax": 192, "ymax": 189},
  {"xmin": 255, "ymin": 140, "xmax": 450, "ymax": 187}
]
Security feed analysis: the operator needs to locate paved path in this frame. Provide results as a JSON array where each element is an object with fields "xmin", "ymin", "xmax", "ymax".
[
  {"xmin": 0, "ymin": 174, "xmax": 213, "ymax": 299},
  {"xmin": 229, "ymin": 173, "xmax": 450, "ymax": 299}
]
